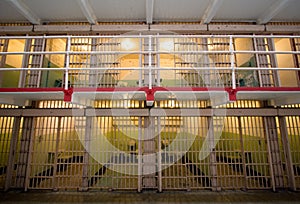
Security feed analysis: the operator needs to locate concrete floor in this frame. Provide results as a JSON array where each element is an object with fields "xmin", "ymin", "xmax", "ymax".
[{"xmin": 1, "ymin": 190, "xmax": 300, "ymax": 204}]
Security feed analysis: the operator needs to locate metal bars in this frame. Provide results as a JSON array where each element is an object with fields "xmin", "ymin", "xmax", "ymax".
[
  {"xmin": 0, "ymin": 35, "xmax": 300, "ymax": 90},
  {"xmin": 0, "ymin": 115, "xmax": 15, "ymax": 190},
  {"xmin": 25, "ymin": 38, "xmax": 46, "ymax": 88},
  {"xmin": 291, "ymin": 38, "xmax": 300, "ymax": 86},
  {"xmin": 208, "ymin": 37, "xmax": 234, "ymax": 87},
  {"xmin": 95, "ymin": 37, "xmax": 121, "ymax": 88},
  {"xmin": 184, "ymin": 116, "xmax": 211, "ymax": 190},
  {"xmin": 0, "ymin": 34, "xmax": 300, "ymax": 192},
  {"xmin": 254, "ymin": 37, "xmax": 278, "ymax": 87},
  {"xmin": 0, "ymin": 108, "xmax": 299, "ymax": 191},
  {"xmin": 160, "ymin": 116, "xmax": 189, "ymax": 190},
  {"xmin": 285, "ymin": 116, "xmax": 300, "ymax": 190},
  {"xmin": 0, "ymin": 38, "xmax": 8, "ymax": 87},
  {"xmin": 240, "ymin": 116, "xmax": 271, "ymax": 189},
  {"xmin": 69, "ymin": 37, "xmax": 92, "ymax": 88},
  {"xmin": 215, "ymin": 117, "xmax": 244, "ymax": 190}
]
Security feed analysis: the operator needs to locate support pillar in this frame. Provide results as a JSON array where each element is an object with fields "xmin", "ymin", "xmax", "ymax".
[
  {"xmin": 52, "ymin": 116, "xmax": 62, "ymax": 191},
  {"xmin": 81, "ymin": 116, "xmax": 92, "ymax": 191},
  {"xmin": 142, "ymin": 116, "xmax": 157, "ymax": 190},
  {"xmin": 264, "ymin": 116, "xmax": 284, "ymax": 191},
  {"xmin": 238, "ymin": 116, "xmax": 248, "ymax": 190},
  {"xmin": 15, "ymin": 116, "xmax": 35, "ymax": 190},
  {"xmin": 208, "ymin": 116, "xmax": 218, "ymax": 191}
]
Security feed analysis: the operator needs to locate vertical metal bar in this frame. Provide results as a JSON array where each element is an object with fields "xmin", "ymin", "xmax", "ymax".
[
  {"xmin": 19, "ymin": 38, "xmax": 30, "ymax": 88},
  {"xmin": 138, "ymin": 116, "xmax": 142, "ymax": 192},
  {"xmin": 148, "ymin": 35, "xmax": 152, "ymax": 89},
  {"xmin": 266, "ymin": 116, "xmax": 285, "ymax": 189},
  {"xmin": 279, "ymin": 116, "xmax": 296, "ymax": 191},
  {"xmin": 157, "ymin": 116, "xmax": 162, "ymax": 192},
  {"xmin": 24, "ymin": 117, "xmax": 36, "ymax": 191},
  {"xmin": 156, "ymin": 34, "xmax": 161, "ymax": 86},
  {"xmin": 52, "ymin": 116, "xmax": 61, "ymax": 191},
  {"xmin": 82, "ymin": 116, "xmax": 91, "ymax": 191},
  {"xmin": 229, "ymin": 36, "xmax": 236, "ymax": 89},
  {"xmin": 65, "ymin": 36, "xmax": 71, "ymax": 90},
  {"xmin": 208, "ymin": 116, "xmax": 218, "ymax": 191},
  {"xmin": 290, "ymin": 38, "xmax": 300, "ymax": 86},
  {"xmin": 0, "ymin": 38, "xmax": 9, "ymax": 86},
  {"xmin": 139, "ymin": 34, "xmax": 143, "ymax": 87},
  {"xmin": 89, "ymin": 38, "xmax": 98, "ymax": 87},
  {"xmin": 14, "ymin": 117, "xmax": 28, "ymax": 189},
  {"xmin": 238, "ymin": 116, "xmax": 248, "ymax": 190},
  {"xmin": 36, "ymin": 37, "xmax": 46, "ymax": 88},
  {"xmin": 4, "ymin": 116, "xmax": 21, "ymax": 191},
  {"xmin": 264, "ymin": 117, "xmax": 276, "ymax": 192},
  {"xmin": 267, "ymin": 37, "xmax": 280, "ymax": 87},
  {"xmin": 289, "ymin": 115, "xmax": 300, "ymax": 190},
  {"xmin": 253, "ymin": 35, "xmax": 263, "ymax": 87}
]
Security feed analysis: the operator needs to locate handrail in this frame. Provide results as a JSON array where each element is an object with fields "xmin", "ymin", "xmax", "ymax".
[
  {"xmin": 0, "ymin": 34, "xmax": 300, "ymax": 39},
  {"xmin": 2, "ymin": 50, "xmax": 300, "ymax": 55},
  {"xmin": 1, "ymin": 67, "xmax": 299, "ymax": 71},
  {"xmin": 0, "ymin": 34, "xmax": 300, "ymax": 92},
  {"xmin": 65, "ymin": 36, "xmax": 71, "ymax": 90}
]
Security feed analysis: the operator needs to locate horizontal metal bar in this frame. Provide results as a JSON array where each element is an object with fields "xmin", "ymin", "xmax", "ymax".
[
  {"xmin": 0, "ymin": 108, "xmax": 298, "ymax": 117},
  {"xmin": 208, "ymin": 24, "xmax": 265, "ymax": 33},
  {"xmin": 278, "ymin": 108, "xmax": 300, "ymax": 116},
  {"xmin": 86, "ymin": 108, "xmax": 149, "ymax": 116},
  {"xmin": 1, "ymin": 66, "xmax": 299, "ymax": 72},
  {"xmin": 0, "ymin": 67, "xmax": 66, "ymax": 71},
  {"xmin": 234, "ymin": 67, "xmax": 300, "ymax": 71},
  {"xmin": 225, "ymin": 108, "xmax": 277, "ymax": 116},
  {"xmin": 1, "ymin": 24, "xmax": 300, "ymax": 34},
  {"xmin": 0, "ymin": 108, "xmax": 149, "ymax": 117},
  {"xmin": 0, "ymin": 108, "xmax": 84, "ymax": 117},
  {"xmin": 0, "ymin": 109, "xmax": 22, "ymax": 116},
  {"xmin": 22, "ymin": 109, "xmax": 84, "ymax": 117},
  {"xmin": 150, "ymin": 108, "xmax": 280, "ymax": 117},
  {"xmin": 0, "ymin": 34, "xmax": 299, "ymax": 39},
  {"xmin": 1, "ymin": 50, "xmax": 299, "ymax": 55},
  {"xmin": 0, "ymin": 67, "xmax": 145, "ymax": 71},
  {"xmin": 150, "ymin": 108, "xmax": 213, "ymax": 117}
]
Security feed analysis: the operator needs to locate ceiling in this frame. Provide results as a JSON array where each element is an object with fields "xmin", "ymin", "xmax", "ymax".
[{"xmin": 0, "ymin": 0, "xmax": 300, "ymax": 25}]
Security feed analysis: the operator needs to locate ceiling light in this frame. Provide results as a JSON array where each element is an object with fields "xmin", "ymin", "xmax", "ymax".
[
  {"xmin": 160, "ymin": 39, "xmax": 174, "ymax": 51},
  {"xmin": 121, "ymin": 38, "xmax": 135, "ymax": 51}
]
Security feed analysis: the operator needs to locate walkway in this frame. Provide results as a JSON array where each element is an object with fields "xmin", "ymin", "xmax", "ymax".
[{"xmin": 1, "ymin": 190, "xmax": 300, "ymax": 204}]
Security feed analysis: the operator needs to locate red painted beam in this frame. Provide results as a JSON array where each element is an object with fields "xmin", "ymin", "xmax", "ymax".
[
  {"xmin": 0, "ymin": 87, "xmax": 64, "ymax": 92},
  {"xmin": 1, "ymin": 86, "xmax": 300, "ymax": 106}
]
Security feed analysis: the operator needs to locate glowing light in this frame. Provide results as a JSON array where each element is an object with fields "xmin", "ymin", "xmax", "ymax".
[
  {"xmin": 160, "ymin": 39, "xmax": 174, "ymax": 51},
  {"xmin": 169, "ymin": 100, "xmax": 176, "ymax": 108},
  {"xmin": 121, "ymin": 38, "xmax": 135, "ymax": 50}
]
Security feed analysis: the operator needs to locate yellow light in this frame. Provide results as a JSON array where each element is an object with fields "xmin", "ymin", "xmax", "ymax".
[{"xmin": 169, "ymin": 100, "xmax": 175, "ymax": 108}]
